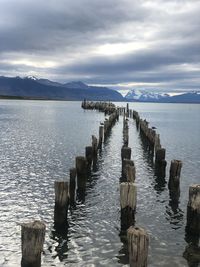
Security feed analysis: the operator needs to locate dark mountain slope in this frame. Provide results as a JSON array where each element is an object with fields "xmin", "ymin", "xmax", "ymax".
[{"xmin": 0, "ymin": 76, "xmax": 123, "ymax": 101}]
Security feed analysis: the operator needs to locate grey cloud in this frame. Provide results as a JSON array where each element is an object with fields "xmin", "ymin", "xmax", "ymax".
[
  {"xmin": 0, "ymin": 0, "xmax": 148, "ymax": 53},
  {"xmin": 0, "ymin": 0, "xmax": 200, "ymax": 92},
  {"xmin": 55, "ymin": 39, "xmax": 200, "ymax": 76}
]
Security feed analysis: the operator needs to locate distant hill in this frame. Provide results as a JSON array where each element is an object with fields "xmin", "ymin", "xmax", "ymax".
[
  {"xmin": 162, "ymin": 92, "xmax": 200, "ymax": 103},
  {"xmin": 125, "ymin": 89, "xmax": 169, "ymax": 102},
  {"xmin": 0, "ymin": 76, "xmax": 123, "ymax": 101},
  {"xmin": 125, "ymin": 89, "xmax": 200, "ymax": 103}
]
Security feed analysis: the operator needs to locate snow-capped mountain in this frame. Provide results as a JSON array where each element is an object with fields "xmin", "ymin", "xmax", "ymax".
[
  {"xmin": 125, "ymin": 89, "xmax": 169, "ymax": 102},
  {"xmin": 25, "ymin": 75, "xmax": 38, "ymax": 80}
]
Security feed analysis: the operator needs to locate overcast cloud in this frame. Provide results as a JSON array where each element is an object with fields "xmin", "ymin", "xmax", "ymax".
[{"xmin": 0, "ymin": 0, "xmax": 200, "ymax": 92}]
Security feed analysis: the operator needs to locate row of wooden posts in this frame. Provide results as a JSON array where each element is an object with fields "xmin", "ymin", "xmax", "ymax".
[
  {"xmin": 20, "ymin": 101, "xmax": 119, "ymax": 267},
  {"xmin": 120, "ymin": 113, "xmax": 149, "ymax": 267},
  {"xmin": 123, "ymin": 103, "xmax": 200, "ymax": 264},
  {"xmin": 20, "ymin": 101, "xmax": 199, "ymax": 267},
  {"xmin": 125, "ymin": 103, "xmax": 200, "ymax": 237},
  {"xmin": 82, "ymin": 101, "xmax": 149, "ymax": 266}
]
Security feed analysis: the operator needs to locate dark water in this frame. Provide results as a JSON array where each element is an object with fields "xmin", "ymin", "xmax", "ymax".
[{"xmin": 0, "ymin": 100, "xmax": 199, "ymax": 266}]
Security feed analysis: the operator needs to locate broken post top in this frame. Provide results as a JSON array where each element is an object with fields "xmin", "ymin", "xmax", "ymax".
[
  {"xmin": 21, "ymin": 220, "xmax": 46, "ymax": 230},
  {"xmin": 188, "ymin": 184, "xmax": 200, "ymax": 212},
  {"xmin": 54, "ymin": 181, "xmax": 69, "ymax": 207},
  {"xmin": 21, "ymin": 220, "xmax": 46, "ymax": 258},
  {"xmin": 127, "ymin": 226, "xmax": 148, "ymax": 237}
]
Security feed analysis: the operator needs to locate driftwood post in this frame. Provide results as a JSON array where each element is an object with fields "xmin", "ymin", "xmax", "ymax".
[
  {"xmin": 186, "ymin": 184, "xmax": 200, "ymax": 235},
  {"xmin": 21, "ymin": 220, "xmax": 46, "ymax": 267},
  {"xmin": 127, "ymin": 226, "xmax": 149, "ymax": 267},
  {"xmin": 54, "ymin": 181, "xmax": 69, "ymax": 226},
  {"xmin": 69, "ymin": 168, "xmax": 76, "ymax": 205},
  {"xmin": 120, "ymin": 182, "xmax": 137, "ymax": 231}
]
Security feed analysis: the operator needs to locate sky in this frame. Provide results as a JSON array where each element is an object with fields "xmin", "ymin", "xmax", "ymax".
[{"xmin": 0, "ymin": 0, "xmax": 200, "ymax": 94}]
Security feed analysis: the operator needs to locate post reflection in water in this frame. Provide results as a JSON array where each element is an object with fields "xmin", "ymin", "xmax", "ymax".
[
  {"xmin": 51, "ymin": 222, "xmax": 69, "ymax": 262},
  {"xmin": 117, "ymin": 236, "xmax": 129, "ymax": 265},
  {"xmin": 184, "ymin": 231, "xmax": 200, "ymax": 267}
]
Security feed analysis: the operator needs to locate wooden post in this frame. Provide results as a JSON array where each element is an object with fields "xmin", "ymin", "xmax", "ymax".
[
  {"xmin": 98, "ymin": 125, "xmax": 104, "ymax": 148},
  {"xmin": 127, "ymin": 226, "xmax": 149, "ymax": 267},
  {"xmin": 121, "ymin": 146, "xmax": 131, "ymax": 174},
  {"xmin": 21, "ymin": 220, "xmax": 46, "ymax": 267},
  {"xmin": 155, "ymin": 148, "xmax": 167, "ymax": 178},
  {"xmin": 104, "ymin": 119, "xmax": 108, "ymax": 139},
  {"xmin": 121, "ymin": 146, "xmax": 131, "ymax": 161},
  {"xmin": 92, "ymin": 135, "xmax": 98, "ymax": 160},
  {"xmin": 69, "ymin": 168, "xmax": 76, "ymax": 205},
  {"xmin": 120, "ymin": 182, "xmax": 137, "ymax": 231},
  {"xmin": 85, "ymin": 146, "xmax": 93, "ymax": 167},
  {"xmin": 155, "ymin": 148, "xmax": 165, "ymax": 162},
  {"xmin": 186, "ymin": 184, "xmax": 200, "ymax": 235},
  {"xmin": 154, "ymin": 133, "xmax": 161, "ymax": 153},
  {"xmin": 76, "ymin": 156, "xmax": 88, "ymax": 189},
  {"xmin": 124, "ymin": 159, "xmax": 136, "ymax": 182},
  {"xmin": 54, "ymin": 181, "xmax": 69, "ymax": 226},
  {"xmin": 123, "ymin": 120, "xmax": 129, "ymax": 147},
  {"xmin": 126, "ymin": 103, "xmax": 129, "ymax": 116},
  {"xmin": 168, "ymin": 160, "xmax": 182, "ymax": 191}
]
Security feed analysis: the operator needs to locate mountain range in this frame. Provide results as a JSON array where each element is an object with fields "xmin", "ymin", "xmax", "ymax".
[
  {"xmin": 0, "ymin": 76, "xmax": 200, "ymax": 103},
  {"xmin": 125, "ymin": 89, "xmax": 200, "ymax": 103},
  {"xmin": 0, "ymin": 76, "xmax": 123, "ymax": 101}
]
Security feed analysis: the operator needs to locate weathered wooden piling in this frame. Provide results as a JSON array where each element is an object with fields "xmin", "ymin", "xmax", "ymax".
[
  {"xmin": 21, "ymin": 220, "xmax": 46, "ymax": 267},
  {"xmin": 121, "ymin": 146, "xmax": 132, "ymax": 175},
  {"xmin": 154, "ymin": 133, "xmax": 161, "ymax": 153},
  {"xmin": 98, "ymin": 125, "xmax": 104, "ymax": 148},
  {"xmin": 81, "ymin": 98, "xmax": 86, "ymax": 109},
  {"xmin": 129, "ymin": 109, "xmax": 132, "ymax": 118},
  {"xmin": 69, "ymin": 168, "xmax": 76, "ymax": 204},
  {"xmin": 85, "ymin": 146, "xmax": 93, "ymax": 167},
  {"xmin": 81, "ymin": 100, "xmax": 117, "ymax": 114},
  {"xmin": 92, "ymin": 135, "xmax": 98, "ymax": 161},
  {"xmin": 186, "ymin": 184, "xmax": 200, "ymax": 235},
  {"xmin": 123, "ymin": 118, "xmax": 129, "ymax": 147},
  {"xmin": 120, "ymin": 182, "xmax": 137, "ymax": 231},
  {"xmin": 127, "ymin": 226, "xmax": 149, "ymax": 267},
  {"xmin": 54, "ymin": 181, "xmax": 69, "ymax": 226},
  {"xmin": 155, "ymin": 148, "xmax": 165, "ymax": 162},
  {"xmin": 168, "ymin": 160, "xmax": 182, "ymax": 191},
  {"xmin": 155, "ymin": 148, "xmax": 167, "ymax": 177},
  {"xmin": 126, "ymin": 103, "xmax": 129, "ymax": 117},
  {"xmin": 104, "ymin": 119, "xmax": 108, "ymax": 139},
  {"xmin": 124, "ymin": 159, "xmax": 136, "ymax": 182},
  {"xmin": 121, "ymin": 146, "xmax": 131, "ymax": 161},
  {"xmin": 75, "ymin": 156, "xmax": 88, "ymax": 192}
]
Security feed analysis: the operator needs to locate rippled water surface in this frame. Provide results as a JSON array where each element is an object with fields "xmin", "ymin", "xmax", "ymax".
[{"xmin": 0, "ymin": 100, "xmax": 199, "ymax": 266}]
